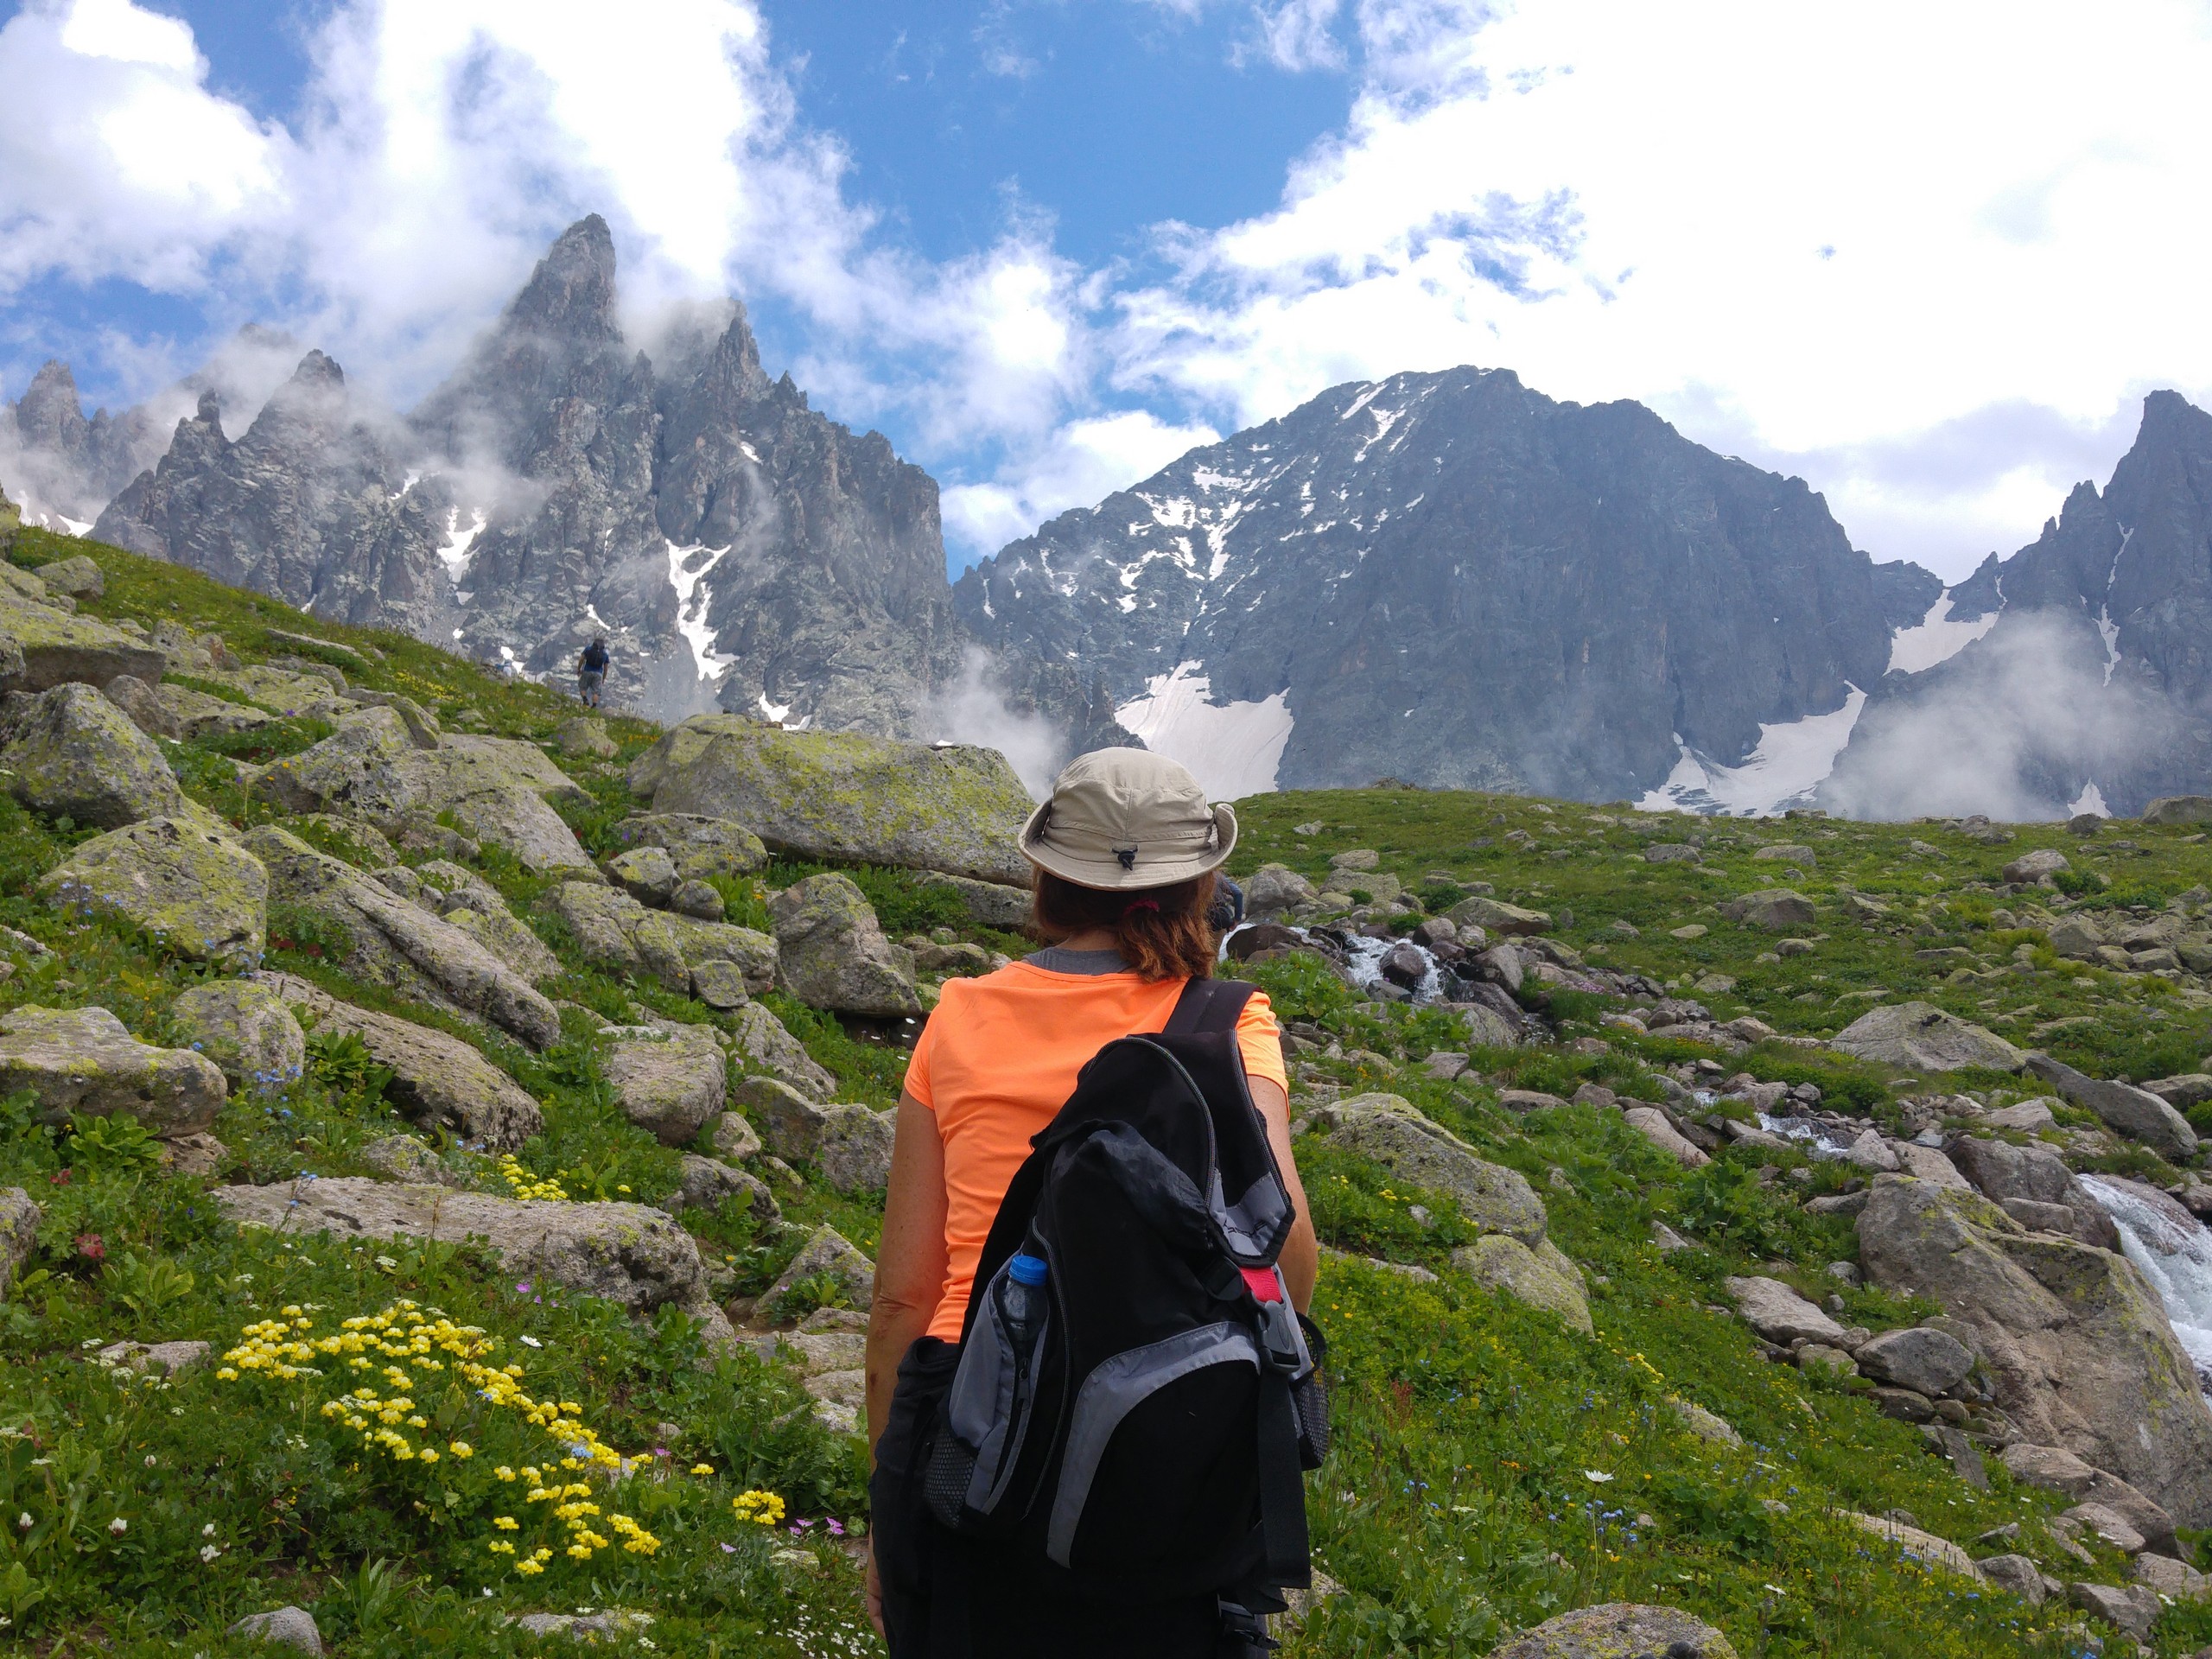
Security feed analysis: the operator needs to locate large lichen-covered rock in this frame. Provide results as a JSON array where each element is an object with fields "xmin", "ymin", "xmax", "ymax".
[
  {"xmin": 629, "ymin": 717, "xmax": 1033, "ymax": 885},
  {"xmin": 260, "ymin": 972, "xmax": 544, "ymax": 1152},
  {"xmin": 38, "ymin": 815, "xmax": 267, "ymax": 967},
  {"xmin": 2024, "ymin": 1052, "xmax": 2198, "ymax": 1162},
  {"xmin": 760, "ymin": 1224, "xmax": 876, "ymax": 1319},
  {"xmin": 739, "ymin": 1076, "xmax": 896, "ymax": 1192},
  {"xmin": 1452, "ymin": 1235, "xmax": 1592, "ymax": 1333},
  {"xmin": 211, "ymin": 1177, "xmax": 728, "ymax": 1339},
  {"xmin": 545, "ymin": 880, "xmax": 775, "ymax": 1000},
  {"xmin": 1446, "ymin": 895, "xmax": 1550, "ymax": 936},
  {"xmin": 611, "ymin": 813, "xmax": 768, "ymax": 881},
  {"xmin": 1944, "ymin": 1135, "xmax": 2120, "ymax": 1250},
  {"xmin": 1306, "ymin": 1094, "xmax": 1547, "ymax": 1245},
  {"xmin": 379, "ymin": 859, "xmax": 563, "ymax": 986},
  {"xmin": 1829, "ymin": 1001, "xmax": 2024, "ymax": 1072},
  {"xmin": 0, "ymin": 593, "xmax": 168, "ymax": 692},
  {"xmin": 671, "ymin": 1154, "xmax": 778, "ymax": 1223},
  {"xmin": 727, "ymin": 1001, "xmax": 835, "ymax": 1100},
  {"xmin": 1856, "ymin": 1173, "xmax": 2212, "ymax": 1525},
  {"xmin": 37, "ymin": 555, "xmax": 103, "ymax": 600},
  {"xmin": 254, "ymin": 707, "xmax": 594, "ymax": 873},
  {"xmin": 602, "ymin": 1025, "xmax": 727, "ymax": 1147},
  {"xmin": 0, "ymin": 682, "xmax": 186, "ymax": 828},
  {"xmin": 104, "ymin": 674, "xmax": 274, "ymax": 742},
  {"xmin": 1491, "ymin": 1602, "xmax": 1738, "ymax": 1659},
  {"xmin": 0, "ymin": 1005, "xmax": 226, "ymax": 1136},
  {"xmin": 915, "ymin": 871, "xmax": 1033, "ymax": 930},
  {"xmin": 768, "ymin": 872, "xmax": 921, "ymax": 1017},
  {"xmin": 169, "ymin": 980, "xmax": 304, "ymax": 1094},
  {"xmin": 1720, "ymin": 888, "xmax": 1816, "ymax": 929},
  {"xmin": 246, "ymin": 827, "xmax": 559, "ymax": 1049}
]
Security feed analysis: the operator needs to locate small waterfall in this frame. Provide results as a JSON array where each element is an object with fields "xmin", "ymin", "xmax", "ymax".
[
  {"xmin": 1339, "ymin": 931, "xmax": 1448, "ymax": 1003},
  {"xmin": 2078, "ymin": 1174, "xmax": 2212, "ymax": 1395}
]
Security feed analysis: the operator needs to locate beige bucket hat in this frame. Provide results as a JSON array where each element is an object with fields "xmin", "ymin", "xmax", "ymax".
[{"xmin": 1020, "ymin": 747, "xmax": 1237, "ymax": 891}]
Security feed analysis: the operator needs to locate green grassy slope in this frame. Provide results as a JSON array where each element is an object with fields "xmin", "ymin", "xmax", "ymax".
[{"xmin": 0, "ymin": 524, "xmax": 2202, "ymax": 1655}]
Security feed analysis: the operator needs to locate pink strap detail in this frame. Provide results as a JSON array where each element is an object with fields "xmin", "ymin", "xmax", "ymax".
[{"xmin": 1241, "ymin": 1266, "xmax": 1283, "ymax": 1303}]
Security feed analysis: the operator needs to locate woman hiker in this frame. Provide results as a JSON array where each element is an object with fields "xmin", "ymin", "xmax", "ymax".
[{"xmin": 864, "ymin": 747, "xmax": 1320, "ymax": 1657}]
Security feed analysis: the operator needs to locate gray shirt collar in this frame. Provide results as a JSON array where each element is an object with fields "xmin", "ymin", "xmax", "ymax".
[{"xmin": 1024, "ymin": 946, "xmax": 1130, "ymax": 976}]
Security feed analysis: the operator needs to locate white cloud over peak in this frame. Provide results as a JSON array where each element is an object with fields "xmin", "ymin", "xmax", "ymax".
[{"xmin": 942, "ymin": 407, "xmax": 1222, "ymax": 555}]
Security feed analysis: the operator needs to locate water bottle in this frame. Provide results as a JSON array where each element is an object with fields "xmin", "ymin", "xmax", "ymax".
[{"xmin": 1001, "ymin": 1251, "xmax": 1050, "ymax": 1370}]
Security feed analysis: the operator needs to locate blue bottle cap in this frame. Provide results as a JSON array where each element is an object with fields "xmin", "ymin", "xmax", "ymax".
[{"xmin": 1007, "ymin": 1252, "xmax": 1049, "ymax": 1286}]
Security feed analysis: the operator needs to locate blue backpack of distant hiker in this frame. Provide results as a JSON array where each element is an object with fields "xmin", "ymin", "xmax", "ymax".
[{"xmin": 923, "ymin": 977, "xmax": 1328, "ymax": 1605}]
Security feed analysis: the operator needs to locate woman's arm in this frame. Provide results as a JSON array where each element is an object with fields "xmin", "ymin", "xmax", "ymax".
[
  {"xmin": 866, "ymin": 1090, "xmax": 950, "ymax": 1457},
  {"xmin": 1249, "ymin": 1076, "xmax": 1319, "ymax": 1313}
]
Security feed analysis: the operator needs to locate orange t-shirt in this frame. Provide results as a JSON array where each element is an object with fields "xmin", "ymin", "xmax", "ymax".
[{"xmin": 901, "ymin": 958, "xmax": 1288, "ymax": 1342}]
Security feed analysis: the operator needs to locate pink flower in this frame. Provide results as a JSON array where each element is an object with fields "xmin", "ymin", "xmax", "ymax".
[{"xmin": 74, "ymin": 1233, "xmax": 105, "ymax": 1262}]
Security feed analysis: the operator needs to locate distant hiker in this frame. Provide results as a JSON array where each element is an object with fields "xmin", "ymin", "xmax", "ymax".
[
  {"xmin": 866, "ymin": 748, "xmax": 1325, "ymax": 1658},
  {"xmin": 576, "ymin": 635, "xmax": 609, "ymax": 707}
]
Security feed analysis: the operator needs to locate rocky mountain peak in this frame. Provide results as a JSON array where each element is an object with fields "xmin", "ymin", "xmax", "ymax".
[
  {"xmin": 507, "ymin": 213, "xmax": 622, "ymax": 344},
  {"xmin": 15, "ymin": 361, "xmax": 87, "ymax": 457}
]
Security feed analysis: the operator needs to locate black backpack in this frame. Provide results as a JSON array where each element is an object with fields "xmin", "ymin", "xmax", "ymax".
[{"xmin": 923, "ymin": 977, "xmax": 1328, "ymax": 1605}]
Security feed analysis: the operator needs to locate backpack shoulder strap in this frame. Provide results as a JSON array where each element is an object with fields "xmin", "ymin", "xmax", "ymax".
[{"xmin": 1164, "ymin": 976, "xmax": 1256, "ymax": 1036}]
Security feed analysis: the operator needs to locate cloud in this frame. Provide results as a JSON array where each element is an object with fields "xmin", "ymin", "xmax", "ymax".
[
  {"xmin": 942, "ymin": 407, "xmax": 1221, "ymax": 558},
  {"xmin": 1242, "ymin": 0, "xmax": 1348, "ymax": 72}
]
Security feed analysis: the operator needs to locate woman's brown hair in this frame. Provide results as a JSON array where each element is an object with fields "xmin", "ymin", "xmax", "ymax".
[{"xmin": 1031, "ymin": 869, "xmax": 1217, "ymax": 982}]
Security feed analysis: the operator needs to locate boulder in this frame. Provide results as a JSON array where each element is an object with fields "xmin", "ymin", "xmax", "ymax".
[
  {"xmin": 399, "ymin": 860, "xmax": 563, "ymax": 986},
  {"xmin": 1856, "ymin": 1174, "xmax": 2212, "ymax": 1524},
  {"xmin": 607, "ymin": 845, "xmax": 681, "ymax": 906},
  {"xmin": 2133, "ymin": 1550, "xmax": 2209, "ymax": 1598},
  {"xmin": 1829, "ymin": 1001, "xmax": 2024, "ymax": 1072},
  {"xmin": 728, "ymin": 1002, "xmax": 835, "ymax": 1100},
  {"xmin": 0, "ymin": 1188, "xmax": 41, "ymax": 1291},
  {"xmin": 36, "ymin": 554, "xmax": 102, "ymax": 599},
  {"xmin": 2024, "ymin": 1052, "xmax": 2197, "ymax": 1162},
  {"xmin": 1981, "ymin": 1098, "xmax": 2058, "ymax": 1132},
  {"xmin": 1244, "ymin": 864, "xmax": 1319, "ymax": 915},
  {"xmin": 709, "ymin": 1111, "xmax": 762, "ymax": 1161},
  {"xmin": 227, "ymin": 1606, "xmax": 323, "ymax": 1654},
  {"xmin": 259, "ymin": 974, "xmax": 543, "ymax": 1153},
  {"xmin": 247, "ymin": 827, "xmax": 560, "ymax": 1049},
  {"xmin": 671, "ymin": 1154, "xmax": 778, "ymax": 1224},
  {"xmin": 357, "ymin": 1133, "xmax": 447, "ymax": 1183},
  {"xmin": 1455, "ymin": 1002, "xmax": 1522, "ymax": 1048},
  {"xmin": 1721, "ymin": 889, "xmax": 1815, "ymax": 929},
  {"xmin": 1490, "ymin": 1604, "xmax": 1738, "ymax": 1659},
  {"xmin": 213, "ymin": 1177, "xmax": 728, "ymax": 1336},
  {"xmin": 38, "ymin": 816, "xmax": 267, "ymax": 968},
  {"xmin": 1668, "ymin": 1398, "xmax": 1743, "ymax": 1446},
  {"xmin": 1944, "ymin": 1135, "xmax": 2120, "ymax": 1250},
  {"xmin": 1724, "ymin": 1274, "xmax": 1848, "ymax": 1346},
  {"xmin": 629, "ymin": 717, "xmax": 1033, "ymax": 885},
  {"xmin": 670, "ymin": 880, "xmax": 724, "ymax": 920},
  {"xmin": 2066, "ymin": 1580, "xmax": 2161, "ymax": 1639},
  {"xmin": 611, "ymin": 812, "xmax": 768, "ymax": 881},
  {"xmin": 739, "ymin": 1077, "xmax": 896, "ymax": 1193},
  {"xmin": 1843, "ymin": 1128, "xmax": 1902, "ymax": 1173},
  {"xmin": 915, "ymin": 870, "xmax": 1032, "ymax": 930},
  {"xmin": 2002, "ymin": 849, "xmax": 2071, "ymax": 884},
  {"xmin": 1853, "ymin": 1326, "xmax": 1974, "ymax": 1395},
  {"xmin": 1842, "ymin": 1513, "xmax": 1986, "ymax": 1580},
  {"xmin": 2145, "ymin": 1072, "xmax": 2212, "ymax": 1109},
  {"xmin": 2143, "ymin": 796, "xmax": 2212, "ymax": 826},
  {"xmin": 1752, "ymin": 842, "xmax": 1816, "ymax": 864},
  {"xmin": 603, "ymin": 1025, "xmax": 728, "ymax": 1147},
  {"xmin": 760, "ymin": 1224, "xmax": 876, "ymax": 1319},
  {"xmin": 0, "ymin": 594, "xmax": 167, "ymax": 692},
  {"xmin": 1306, "ymin": 1094, "xmax": 1548, "ymax": 1244},
  {"xmin": 254, "ymin": 708, "xmax": 594, "ymax": 873},
  {"xmin": 769, "ymin": 873, "xmax": 921, "ymax": 1017},
  {"xmin": 545, "ymin": 880, "xmax": 776, "ymax": 1001},
  {"xmin": 1974, "ymin": 1554, "xmax": 2047, "ymax": 1605},
  {"xmin": 96, "ymin": 1338, "xmax": 209, "ymax": 1375},
  {"xmin": 1452, "ymin": 1235, "xmax": 1592, "ymax": 1333},
  {"xmin": 0, "ymin": 1005, "xmax": 225, "ymax": 1136},
  {"xmin": 1446, "ymin": 896, "xmax": 1550, "ymax": 936},
  {"xmin": 169, "ymin": 980, "xmax": 304, "ymax": 1094},
  {"xmin": 551, "ymin": 715, "xmax": 617, "ymax": 759},
  {"xmin": 1622, "ymin": 1107, "xmax": 1709, "ymax": 1168},
  {"xmin": 1999, "ymin": 1443, "xmax": 2178, "ymax": 1556},
  {"xmin": 1891, "ymin": 1141, "xmax": 1970, "ymax": 1189},
  {"xmin": 0, "ymin": 683, "xmax": 185, "ymax": 828}
]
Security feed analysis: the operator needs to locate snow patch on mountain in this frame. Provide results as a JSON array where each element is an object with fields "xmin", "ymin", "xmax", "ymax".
[
  {"xmin": 1638, "ymin": 686, "xmax": 1869, "ymax": 817},
  {"xmin": 1113, "ymin": 660, "xmax": 1293, "ymax": 801},
  {"xmin": 667, "ymin": 540, "xmax": 735, "ymax": 683},
  {"xmin": 436, "ymin": 508, "xmax": 486, "ymax": 585},
  {"xmin": 1887, "ymin": 594, "xmax": 1998, "ymax": 675}
]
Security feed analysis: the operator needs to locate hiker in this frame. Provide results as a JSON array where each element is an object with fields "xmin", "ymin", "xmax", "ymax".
[
  {"xmin": 576, "ymin": 635, "xmax": 609, "ymax": 707},
  {"xmin": 865, "ymin": 749, "xmax": 1322, "ymax": 1658}
]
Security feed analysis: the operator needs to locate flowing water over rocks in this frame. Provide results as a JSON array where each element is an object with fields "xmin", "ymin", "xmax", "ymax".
[{"xmin": 2080, "ymin": 1174, "xmax": 2212, "ymax": 1396}]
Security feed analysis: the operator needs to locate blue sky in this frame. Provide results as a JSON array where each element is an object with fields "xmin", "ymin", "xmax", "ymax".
[{"xmin": 3, "ymin": 0, "xmax": 2210, "ymax": 578}]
